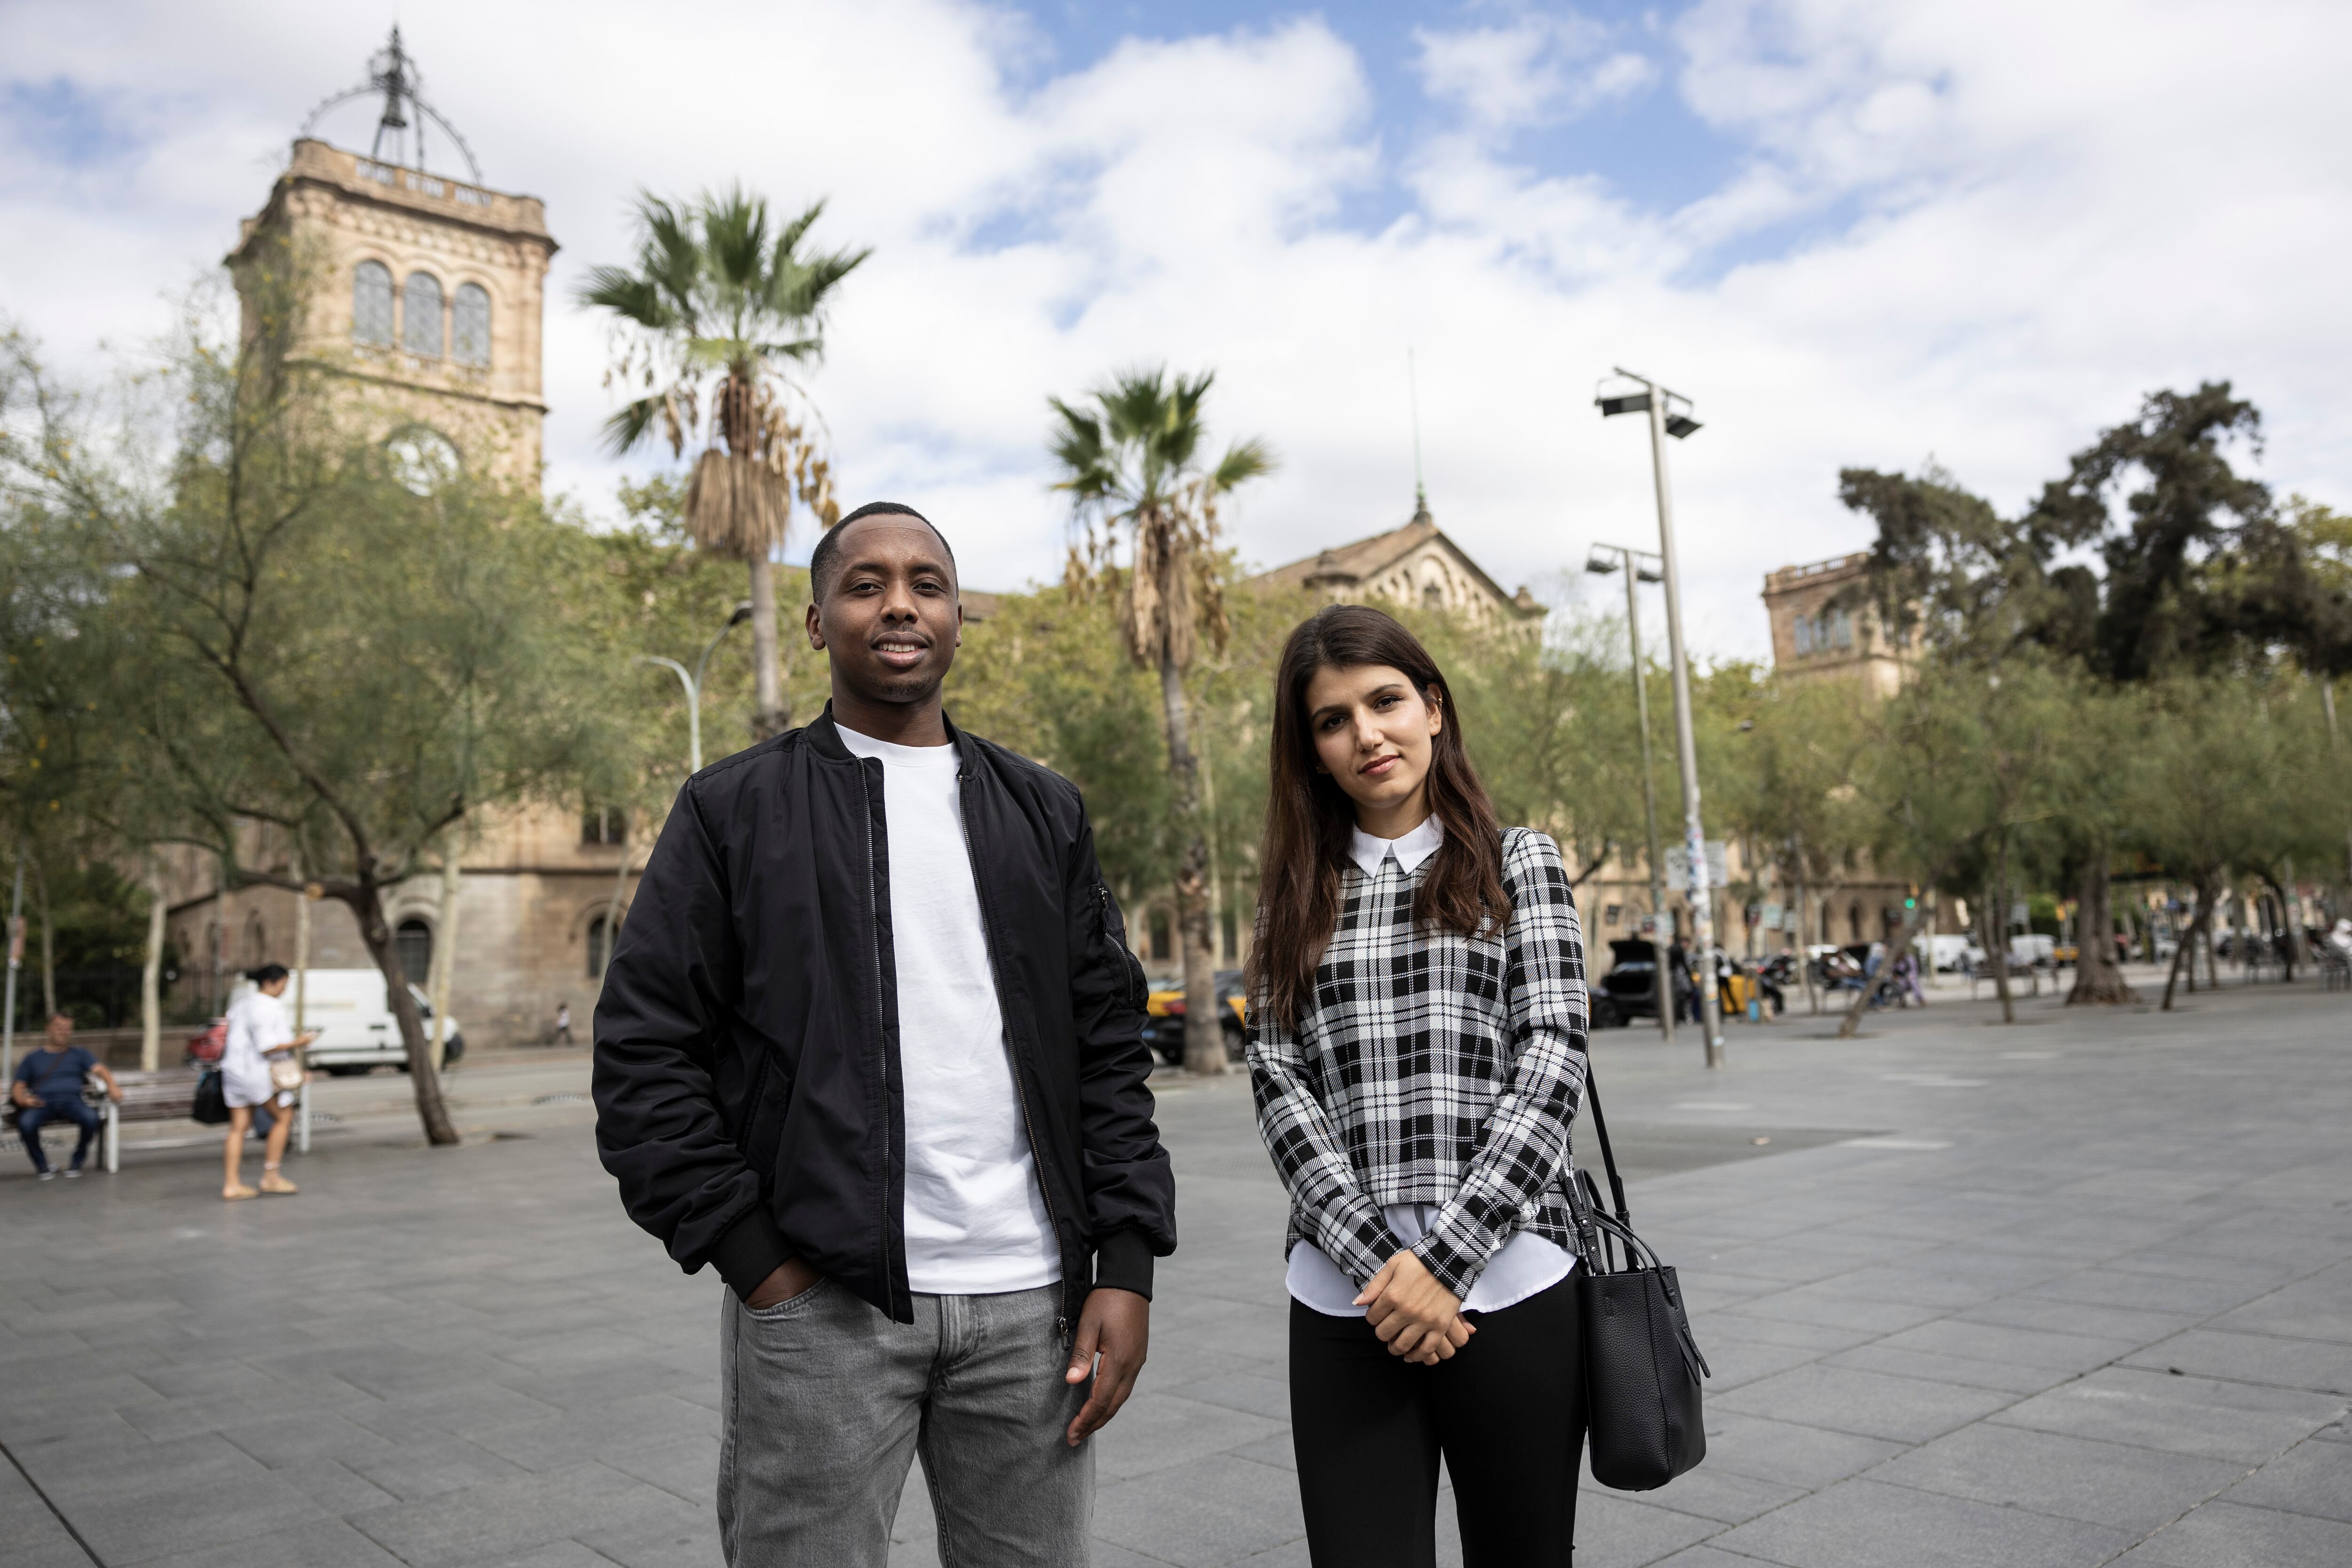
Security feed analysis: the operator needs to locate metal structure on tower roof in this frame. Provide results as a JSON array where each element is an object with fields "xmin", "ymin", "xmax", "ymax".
[{"xmin": 298, "ymin": 25, "xmax": 483, "ymax": 185}]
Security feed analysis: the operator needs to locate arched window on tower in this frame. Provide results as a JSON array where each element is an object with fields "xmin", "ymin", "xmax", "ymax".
[
  {"xmin": 396, "ymin": 920, "xmax": 434, "ymax": 986},
  {"xmin": 353, "ymin": 261, "xmax": 394, "ymax": 346},
  {"xmin": 403, "ymin": 272, "xmax": 444, "ymax": 357},
  {"xmin": 452, "ymin": 283, "xmax": 491, "ymax": 366}
]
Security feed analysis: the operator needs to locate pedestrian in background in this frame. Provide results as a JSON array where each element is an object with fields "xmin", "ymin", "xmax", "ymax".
[
  {"xmin": 1247, "ymin": 605, "xmax": 1589, "ymax": 1567},
  {"xmin": 11, "ymin": 1012, "xmax": 118, "ymax": 1179},
  {"xmin": 551, "ymin": 1001, "xmax": 572, "ymax": 1046},
  {"xmin": 220, "ymin": 965, "xmax": 316, "ymax": 1200},
  {"xmin": 595, "ymin": 504, "xmax": 1175, "ymax": 1568}
]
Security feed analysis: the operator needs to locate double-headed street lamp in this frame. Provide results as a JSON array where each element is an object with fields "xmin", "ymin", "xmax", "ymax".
[
  {"xmin": 1585, "ymin": 541, "xmax": 1672, "ymax": 1046},
  {"xmin": 1598, "ymin": 369, "xmax": 1723, "ymax": 1068},
  {"xmin": 637, "ymin": 601, "xmax": 754, "ymax": 776}
]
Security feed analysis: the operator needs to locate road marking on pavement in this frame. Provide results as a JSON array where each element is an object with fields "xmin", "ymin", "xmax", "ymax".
[{"xmin": 1842, "ymin": 1136, "xmax": 1955, "ymax": 1150}]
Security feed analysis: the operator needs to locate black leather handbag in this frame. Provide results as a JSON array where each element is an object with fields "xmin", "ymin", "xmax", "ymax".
[{"xmin": 1571, "ymin": 1071, "xmax": 1711, "ymax": 1491}]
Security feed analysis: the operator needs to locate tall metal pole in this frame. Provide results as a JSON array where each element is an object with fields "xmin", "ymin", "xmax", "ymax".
[
  {"xmin": 1629, "ymin": 370, "xmax": 1724, "ymax": 1067},
  {"xmin": 1592, "ymin": 542, "xmax": 1673, "ymax": 1044}
]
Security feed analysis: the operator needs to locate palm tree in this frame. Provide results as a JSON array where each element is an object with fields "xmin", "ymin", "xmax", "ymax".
[
  {"xmin": 1051, "ymin": 368, "xmax": 1273, "ymax": 1075},
  {"xmin": 580, "ymin": 189, "xmax": 867, "ymax": 740}
]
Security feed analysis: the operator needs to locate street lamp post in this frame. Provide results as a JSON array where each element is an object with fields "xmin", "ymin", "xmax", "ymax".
[
  {"xmin": 1599, "ymin": 369, "xmax": 1723, "ymax": 1068},
  {"xmin": 1585, "ymin": 541, "xmax": 1673, "ymax": 1045},
  {"xmin": 637, "ymin": 602, "xmax": 754, "ymax": 776}
]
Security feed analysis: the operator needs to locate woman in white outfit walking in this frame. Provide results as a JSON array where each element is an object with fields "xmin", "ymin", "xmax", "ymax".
[{"xmin": 221, "ymin": 964, "xmax": 317, "ymax": 1200}]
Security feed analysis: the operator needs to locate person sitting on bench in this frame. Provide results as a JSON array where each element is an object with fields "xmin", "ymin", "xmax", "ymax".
[{"xmin": 11, "ymin": 1013, "xmax": 119, "ymax": 1180}]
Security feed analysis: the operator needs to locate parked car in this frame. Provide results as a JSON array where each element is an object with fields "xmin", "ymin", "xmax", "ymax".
[
  {"xmin": 1592, "ymin": 938, "xmax": 1667, "ymax": 1028},
  {"xmin": 1928, "ymin": 934, "xmax": 1976, "ymax": 973},
  {"xmin": 288, "ymin": 969, "xmax": 466, "ymax": 1075},
  {"xmin": 1142, "ymin": 970, "xmax": 1246, "ymax": 1065}
]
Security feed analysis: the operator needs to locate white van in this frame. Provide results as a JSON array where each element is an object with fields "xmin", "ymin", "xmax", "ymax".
[{"xmin": 283, "ymin": 969, "xmax": 466, "ymax": 1075}]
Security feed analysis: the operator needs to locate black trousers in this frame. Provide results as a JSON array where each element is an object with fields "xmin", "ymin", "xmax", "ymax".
[{"xmin": 1289, "ymin": 1277, "xmax": 1584, "ymax": 1568}]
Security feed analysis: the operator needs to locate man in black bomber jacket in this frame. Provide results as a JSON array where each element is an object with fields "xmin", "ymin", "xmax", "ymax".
[{"xmin": 594, "ymin": 502, "xmax": 1176, "ymax": 1568}]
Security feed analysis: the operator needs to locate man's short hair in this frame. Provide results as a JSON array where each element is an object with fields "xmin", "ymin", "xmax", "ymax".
[{"xmin": 809, "ymin": 502, "xmax": 956, "ymax": 604}]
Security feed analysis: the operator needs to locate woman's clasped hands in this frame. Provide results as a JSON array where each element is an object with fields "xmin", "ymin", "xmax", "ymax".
[{"xmin": 1356, "ymin": 1250, "xmax": 1476, "ymax": 1366}]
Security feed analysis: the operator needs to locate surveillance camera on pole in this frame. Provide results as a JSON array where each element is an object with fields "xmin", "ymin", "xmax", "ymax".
[{"xmin": 1597, "ymin": 369, "xmax": 1723, "ymax": 1068}]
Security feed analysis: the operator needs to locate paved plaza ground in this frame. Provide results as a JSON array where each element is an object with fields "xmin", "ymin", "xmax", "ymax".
[{"xmin": 4, "ymin": 970, "xmax": 2350, "ymax": 1568}]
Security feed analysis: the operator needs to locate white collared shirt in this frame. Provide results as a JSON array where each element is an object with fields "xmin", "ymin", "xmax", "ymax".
[
  {"xmin": 1348, "ymin": 814, "xmax": 1446, "ymax": 879},
  {"xmin": 1286, "ymin": 813, "xmax": 1577, "ymax": 1317}
]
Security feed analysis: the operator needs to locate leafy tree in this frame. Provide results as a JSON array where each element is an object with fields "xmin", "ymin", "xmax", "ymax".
[
  {"xmin": 1049, "ymin": 368, "xmax": 1273, "ymax": 1075},
  {"xmin": 580, "ymin": 190, "xmax": 866, "ymax": 740},
  {"xmin": 5, "ymin": 250, "xmax": 609, "ymax": 1143}
]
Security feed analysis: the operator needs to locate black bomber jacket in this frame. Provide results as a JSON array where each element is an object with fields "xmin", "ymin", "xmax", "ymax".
[{"xmin": 592, "ymin": 707, "xmax": 1176, "ymax": 1326}]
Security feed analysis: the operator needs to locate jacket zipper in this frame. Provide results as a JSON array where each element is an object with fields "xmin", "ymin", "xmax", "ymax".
[
  {"xmin": 858, "ymin": 757, "xmax": 909, "ymax": 1324},
  {"xmin": 960, "ymin": 766, "xmax": 1073, "ymax": 1338}
]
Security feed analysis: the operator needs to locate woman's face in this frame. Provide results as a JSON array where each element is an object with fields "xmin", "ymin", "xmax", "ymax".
[
  {"xmin": 261, "ymin": 976, "xmax": 290, "ymax": 997},
  {"xmin": 1303, "ymin": 662, "xmax": 1443, "ymax": 822}
]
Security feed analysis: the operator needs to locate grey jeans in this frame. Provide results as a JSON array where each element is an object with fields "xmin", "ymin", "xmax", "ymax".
[{"xmin": 718, "ymin": 1279, "xmax": 1093, "ymax": 1567}]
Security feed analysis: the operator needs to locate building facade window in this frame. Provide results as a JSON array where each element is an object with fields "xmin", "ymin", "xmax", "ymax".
[
  {"xmin": 402, "ymin": 272, "xmax": 444, "ymax": 357},
  {"xmin": 1148, "ymin": 908, "xmax": 1172, "ymax": 964},
  {"xmin": 452, "ymin": 282, "xmax": 491, "ymax": 366},
  {"xmin": 588, "ymin": 915, "xmax": 616, "ymax": 978},
  {"xmin": 1792, "ymin": 615, "xmax": 1814, "ymax": 656},
  {"xmin": 353, "ymin": 261, "xmax": 395, "ymax": 346},
  {"xmin": 582, "ymin": 806, "xmax": 628, "ymax": 845},
  {"xmin": 396, "ymin": 919, "xmax": 434, "ymax": 986}
]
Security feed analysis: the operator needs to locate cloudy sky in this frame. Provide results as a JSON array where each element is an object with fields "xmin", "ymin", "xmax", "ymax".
[{"xmin": 5, "ymin": 0, "xmax": 2346, "ymax": 658}]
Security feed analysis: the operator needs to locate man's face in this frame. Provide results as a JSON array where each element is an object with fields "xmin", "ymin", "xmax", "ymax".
[
  {"xmin": 45, "ymin": 1015, "xmax": 70, "ymax": 1049},
  {"xmin": 808, "ymin": 518, "xmax": 962, "ymax": 707}
]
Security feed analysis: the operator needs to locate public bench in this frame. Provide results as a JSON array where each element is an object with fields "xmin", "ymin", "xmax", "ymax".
[{"xmin": 4, "ymin": 1068, "xmax": 309, "ymax": 1173}]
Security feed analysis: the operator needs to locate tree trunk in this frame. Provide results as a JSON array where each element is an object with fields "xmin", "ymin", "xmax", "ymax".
[
  {"xmin": 1157, "ymin": 654, "xmax": 1223, "ymax": 1076},
  {"xmin": 1837, "ymin": 859, "xmax": 1953, "ymax": 1037},
  {"xmin": 2066, "ymin": 855, "xmax": 2137, "ymax": 1005},
  {"xmin": 600, "ymin": 818, "xmax": 633, "ymax": 1000},
  {"xmin": 2260, "ymin": 869, "xmax": 2301, "ymax": 981},
  {"xmin": 350, "ymin": 881, "xmax": 460, "ymax": 1146},
  {"xmin": 429, "ymin": 844, "xmax": 461, "ymax": 1072},
  {"xmin": 33, "ymin": 859, "xmax": 55, "ymax": 1019},
  {"xmin": 747, "ymin": 550, "xmax": 788, "ymax": 740},
  {"xmin": 141, "ymin": 854, "xmax": 165, "ymax": 1072},
  {"xmin": 2161, "ymin": 880, "xmax": 2211, "ymax": 1011}
]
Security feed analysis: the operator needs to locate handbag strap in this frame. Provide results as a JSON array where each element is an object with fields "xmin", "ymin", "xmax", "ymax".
[{"xmin": 1582, "ymin": 1066, "xmax": 1632, "ymax": 1230}]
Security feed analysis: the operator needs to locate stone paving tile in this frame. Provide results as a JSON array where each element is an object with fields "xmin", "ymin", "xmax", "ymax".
[
  {"xmin": 1691, "ymin": 1333, "xmax": 1825, "ymax": 1394},
  {"xmin": 2024, "ymin": 1266, "xmax": 2282, "ymax": 1317},
  {"xmin": 2219, "ymin": 1433, "xmax": 2352, "ymax": 1523},
  {"xmin": 1824, "ymin": 1342, "xmax": 2077, "ymax": 1396},
  {"xmin": 1572, "ymin": 1491, "xmax": 1721, "ymax": 1568},
  {"xmin": 1610, "ymin": 1461, "xmax": 1808, "ymax": 1526},
  {"xmin": 1954, "ymin": 1291, "xmax": 2204, "ymax": 1345},
  {"xmin": 1870, "ymin": 1422, "xmax": 2241, "ymax": 1533},
  {"xmin": 134, "ymin": 1515, "xmax": 409, "ymax": 1568},
  {"xmin": 1647, "ymin": 1549, "xmax": 1770, "ymax": 1568},
  {"xmin": 269, "ymin": 1457, "xmax": 404, "ymax": 1513},
  {"xmin": 2122, "ymin": 1328, "xmax": 2352, "ymax": 1395},
  {"xmin": 1990, "ymin": 1365, "xmax": 2347, "ymax": 1465},
  {"xmin": 1693, "ymin": 1412, "xmax": 1905, "ymax": 1489},
  {"xmin": 1712, "ymin": 1363, "xmax": 2015, "ymax": 1445},
  {"xmin": 2208, "ymin": 1262, "xmax": 2352, "ymax": 1345},
  {"xmin": 1872, "ymin": 1315, "xmax": 2138, "ymax": 1372},
  {"xmin": 339, "ymin": 1435, "xmax": 530, "ymax": 1502},
  {"xmin": 1710, "ymin": 1284, "xmax": 1945, "ymax": 1337},
  {"xmin": 1168, "ymin": 1369, "xmax": 1290, "ymax": 1423},
  {"xmin": 1708, "ymin": 1475, "xmax": 2130, "ymax": 1568},
  {"xmin": 1093, "ymin": 1454, "xmax": 1305, "ymax": 1568},
  {"xmin": 2114, "ymin": 1499, "xmax": 2352, "ymax": 1568},
  {"xmin": 1691, "ymin": 1312, "xmax": 1877, "ymax": 1355},
  {"xmin": 348, "ymin": 1459, "xmax": 703, "ymax": 1568},
  {"xmin": 1089, "ymin": 1390, "xmax": 1288, "ymax": 1483}
]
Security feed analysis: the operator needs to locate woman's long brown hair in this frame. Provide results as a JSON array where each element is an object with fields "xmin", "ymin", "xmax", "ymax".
[{"xmin": 1246, "ymin": 604, "xmax": 1510, "ymax": 1030}]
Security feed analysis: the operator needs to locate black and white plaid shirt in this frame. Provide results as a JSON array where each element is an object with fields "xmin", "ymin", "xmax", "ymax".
[{"xmin": 1247, "ymin": 825, "xmax": 1590, "ymax": 1300}]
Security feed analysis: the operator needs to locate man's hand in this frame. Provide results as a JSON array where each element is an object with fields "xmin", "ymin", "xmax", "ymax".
[
  {"xmin": 1064, "ymin": 1287, "xmax": 1149, "ymax": 1447},
  {"xmin": 742, "ymin": 1256, "xmax": 821, "ymax": 1310},
  {"xmin": 1358, "ymin": 1250, "xmax": 1474, "ymax": 1364}
]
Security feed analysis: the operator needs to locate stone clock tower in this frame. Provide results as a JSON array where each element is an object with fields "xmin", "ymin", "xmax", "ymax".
[{"xmin": 226, "ymin": 30, "xmax": 556, "ymax": 484}]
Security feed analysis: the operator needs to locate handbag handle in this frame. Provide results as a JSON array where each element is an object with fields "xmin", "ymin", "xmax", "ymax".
[{"xmin": 1582, "ymin": 1066, "xmax": 1633, "ymax": 1231}]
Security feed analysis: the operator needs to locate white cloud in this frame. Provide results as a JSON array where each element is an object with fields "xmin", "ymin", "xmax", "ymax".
[{"xmin": 2, "ymin": 0, "xmax": 2348, "ymax": 669}]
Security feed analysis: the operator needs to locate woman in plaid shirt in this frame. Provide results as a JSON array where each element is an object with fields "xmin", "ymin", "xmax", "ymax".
[{"xmin": 1245, "ymin": 605, "xmax": 1589, "ymax": 1567}]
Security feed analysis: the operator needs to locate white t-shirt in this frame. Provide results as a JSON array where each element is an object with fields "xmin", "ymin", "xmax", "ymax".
[
  {"xmin": 222, "ymin": 989, "xmax": 294, "ymax": 1110},
  {"xmin": 1286, "ymin": 815, "xmax": 1577, "ymax": 1316},
  {"xmin": 838, "ymin": 724, "xmax": 1061, "ymax": 1295}
]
